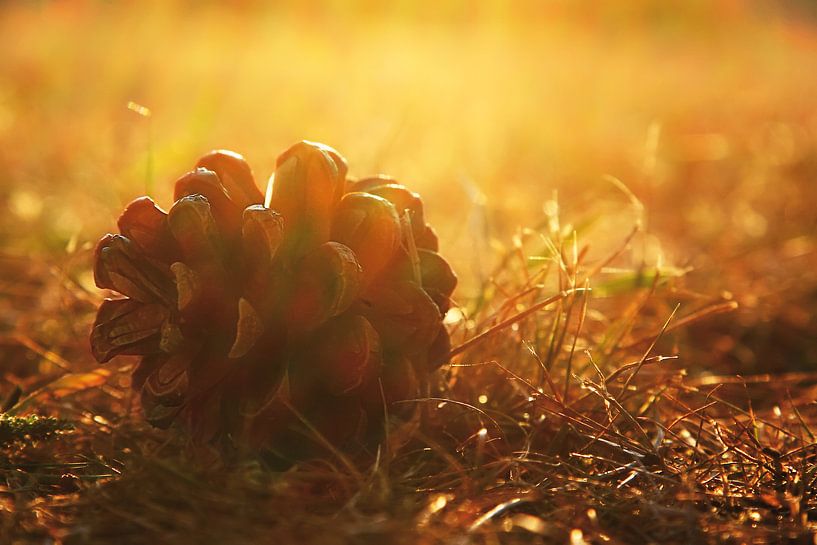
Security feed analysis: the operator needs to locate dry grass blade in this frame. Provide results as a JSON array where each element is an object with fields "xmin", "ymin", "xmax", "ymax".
[
  {"xmin": 619, "ymin": 303, "xmax": 679, "ymax": 394},
  {"xmin": 449, "ymin": 288, "xmax": 590, "ymax": 358},
  {"xmin": 618, "ymin": 301, "xmax": 739, "ymax": 351}
]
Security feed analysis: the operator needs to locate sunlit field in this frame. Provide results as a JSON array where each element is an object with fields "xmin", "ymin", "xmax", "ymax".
[{"xmin": 3, "ymin": 1, "xmax": 817, "ymax": 543}]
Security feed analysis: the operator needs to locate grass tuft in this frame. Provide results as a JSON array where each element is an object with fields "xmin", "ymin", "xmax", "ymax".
[{"xmin": 0, "ymin": 414, "xmax": 73, "ymax": 446}]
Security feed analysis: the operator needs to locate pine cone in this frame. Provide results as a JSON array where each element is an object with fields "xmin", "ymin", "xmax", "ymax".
[{"xmin": 90, "ymin": 141, "xmax": 456, "ymax": 460}]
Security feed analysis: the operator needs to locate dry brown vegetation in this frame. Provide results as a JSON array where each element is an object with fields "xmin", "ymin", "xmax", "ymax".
[{"xmin": 3, "ymin": 2, "xmax": 817, "ymax": 543}]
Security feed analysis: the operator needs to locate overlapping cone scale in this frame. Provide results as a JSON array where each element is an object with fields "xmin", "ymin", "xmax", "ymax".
[{"xmin": 90, "ymin": 141, "xmax": 457, "ymax": 461}]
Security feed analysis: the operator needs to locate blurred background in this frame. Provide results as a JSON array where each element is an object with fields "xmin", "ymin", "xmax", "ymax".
[{"xmin": 1, "ymin": 0, "xmax": 816, "ymax": 374}]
